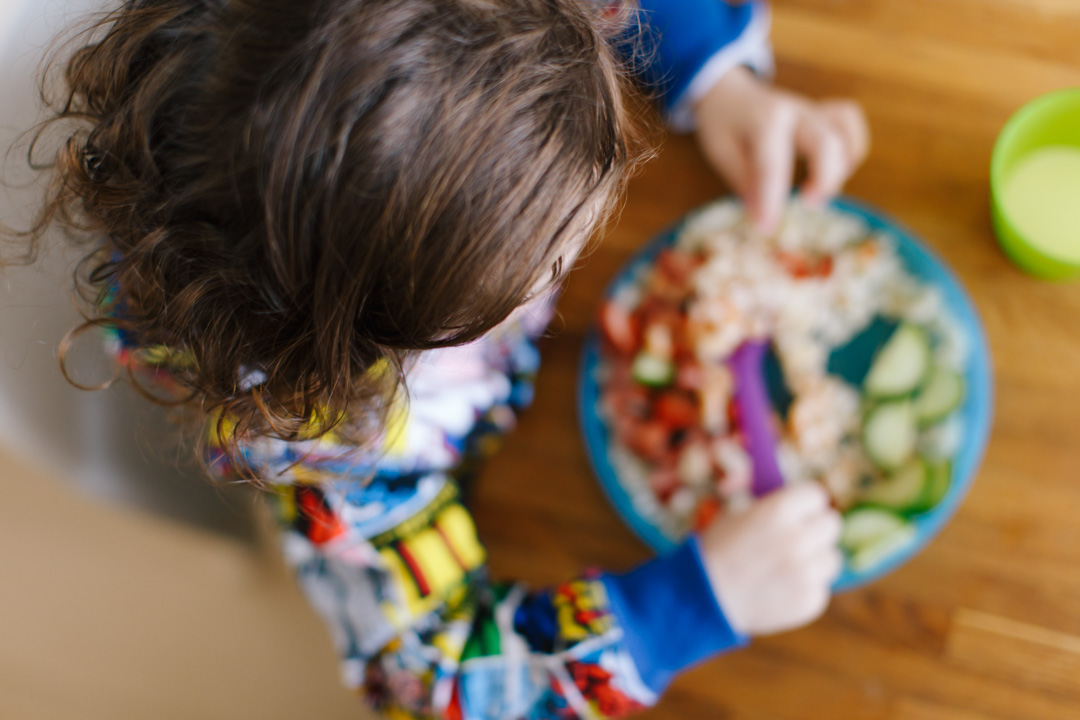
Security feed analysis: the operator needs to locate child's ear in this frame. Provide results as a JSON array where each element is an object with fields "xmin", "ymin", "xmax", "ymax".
[{"xmin": 592, "ymin": 0, "xmax": 640, "ymax": 39}]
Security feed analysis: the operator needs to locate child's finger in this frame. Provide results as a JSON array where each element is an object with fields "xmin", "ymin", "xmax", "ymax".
[
  {"xmin": 790, "ymin": 584, "xmax": 832, "ymax": 628},
  {"xmin": 790, "ymin": 508, "xmax": 843, "ymax": 558},
  {"xmin": 795, "ymin": 113, "xmax": 848, "ymax": 206},
  {"xmin": 820, "ymin": 100, "xmax": 870, "ymax": 167},
  {"xmin": 801, "ymin": 546, "xmax": 844, "ymax": 585},
  {"xmin": 762, "ymin": 481, "xmax": 830, "ymax": 528},
  {"xmin": 700, "ymin": 129, "xmax": 751, "ymax": 201},
  {"xmin": 748, "ymin": 105, "xmax": 798, "ymax": 234}
]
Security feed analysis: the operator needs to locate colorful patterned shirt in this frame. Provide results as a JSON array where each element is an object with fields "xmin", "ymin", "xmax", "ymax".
[{"xmin": 108, "ymin": 3, "xmax": 771, "ymax": 717}]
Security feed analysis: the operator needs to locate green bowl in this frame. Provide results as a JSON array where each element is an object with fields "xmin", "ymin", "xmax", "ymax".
[{"xmin": 991, "ymin": 88, "xmax": 1080, "ymax": 280}]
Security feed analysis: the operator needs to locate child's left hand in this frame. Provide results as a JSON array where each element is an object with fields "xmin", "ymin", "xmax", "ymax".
[{"xmin": 693, "ymin": 66, "xmax": 870, "ymax": 235}]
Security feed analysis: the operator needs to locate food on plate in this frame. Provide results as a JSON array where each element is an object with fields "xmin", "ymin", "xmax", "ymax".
[{"xmin": 595, "ymin": 200, "xmax": 969, "ymax": 573}]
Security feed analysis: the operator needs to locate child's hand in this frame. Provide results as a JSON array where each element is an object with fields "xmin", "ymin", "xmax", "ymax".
[
  {"xmin": 693, "ymin": 67, "xmax": 869, "ymax": 235},
  {"xmin": 698, "ymin": 482, "xmax": 843, "ymax": 636}
]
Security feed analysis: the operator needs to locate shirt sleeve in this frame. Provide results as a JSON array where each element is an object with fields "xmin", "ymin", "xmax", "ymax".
[
  {"xmin": 253, "ymin": 467, "xmax": 747, "ymax": 719},
  {"xmin": 624, "ymin": 0, "xmax": 774, "ymax": 132}
]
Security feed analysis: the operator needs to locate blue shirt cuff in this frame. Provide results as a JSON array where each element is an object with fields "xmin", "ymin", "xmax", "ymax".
[
  {"xmin": 601, "ymin": 536, "xmax": 749, "ymax": 695},
  {"xmin": 629, "ymin": 0, "xmax": 764, "ymax": 111}
]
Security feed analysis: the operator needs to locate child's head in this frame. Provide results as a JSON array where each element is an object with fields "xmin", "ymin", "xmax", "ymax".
[{"xmin": 32, "ymin": 0, "xmax": 639, "ymax": 457}]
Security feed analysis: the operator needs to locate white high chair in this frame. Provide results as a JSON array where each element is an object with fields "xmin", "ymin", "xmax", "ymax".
[{"xmin": 0, "ymin": 0, "xmax": 254, "ymax": 539}]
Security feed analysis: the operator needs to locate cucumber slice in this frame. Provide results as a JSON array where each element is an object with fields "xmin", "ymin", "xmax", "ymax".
[
  {"xmin": 863, "ymin": 324, "xmax": 931, "ymax": 399},
  {"xmin": 849, "ymin": 522, "xmax": 918, "ymax": 572},
  {"xmin": 841, "ymin": 507, "xmax": 909, "ymax": 551},
  {"xmin": 862, "ymin": 401, "xmax": 917, "ymax": 470},
  {"xmin": 862, "ymin": 459, "xmax": 927, "ymax": 512},
  {"xmin": 918, "ymin": 459, "xmax": 952, "ymax": 511},
  {"xmin": 631, "ymin": 352, "xmax": 674, "ymax": 388},
  {"xmin": 917, "ymin": 416, "xmax": 963, "ymax": 461},
  {"xmin": 913, "ymin": 366, "xmax": 965, "ymax": 426}
]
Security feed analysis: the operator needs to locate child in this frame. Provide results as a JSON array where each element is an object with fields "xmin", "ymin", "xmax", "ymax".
[{"xmin": 27, "ymin": 0, "xmax": 867, "ymax": 717}]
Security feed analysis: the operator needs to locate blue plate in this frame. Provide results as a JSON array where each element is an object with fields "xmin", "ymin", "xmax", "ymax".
[{"xmin": 578, "ymin": 197, "xmax": 994, "ymax": 591}]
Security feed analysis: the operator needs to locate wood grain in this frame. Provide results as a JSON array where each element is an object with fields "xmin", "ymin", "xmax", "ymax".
[{"xmin": 3, "ymin": 1, "xmax": 1080, "ymax": 718}]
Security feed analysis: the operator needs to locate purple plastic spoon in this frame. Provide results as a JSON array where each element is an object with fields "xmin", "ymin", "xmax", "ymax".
[{"xmin": 727, "ymin": 339, "xmax": 785, "ymax": 497}]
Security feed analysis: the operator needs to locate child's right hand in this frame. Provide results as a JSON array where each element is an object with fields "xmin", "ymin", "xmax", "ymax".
[
  {"xmin": 693, "ymin": 67, "xmax": 869, "ymax": 236},
  {"xmin": 698, "ymin": 482, "xmax": 843, "ymax": 636}
]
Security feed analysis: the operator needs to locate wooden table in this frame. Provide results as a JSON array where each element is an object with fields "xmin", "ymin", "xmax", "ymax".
[{"xmin": 475, "ymin": 1, "xmax": 1080, "ymax": 718}]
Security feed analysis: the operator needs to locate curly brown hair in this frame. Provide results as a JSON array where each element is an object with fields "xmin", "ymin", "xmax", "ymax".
[{"xmin": 18, "ymin": 0, "xmax": 645, "ymax": 475}]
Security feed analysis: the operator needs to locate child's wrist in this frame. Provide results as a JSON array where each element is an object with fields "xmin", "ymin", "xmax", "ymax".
[{"xmin": 691, "ymin": 66, "xmax": 761, "ymax": 124}]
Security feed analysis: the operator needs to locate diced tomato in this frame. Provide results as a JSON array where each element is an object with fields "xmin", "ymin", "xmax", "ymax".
[
  {"xmin": 646, "ymin": 272, "xmax": 679, "ymax": 303},
  {"xmin": 777, "ymin": 251, "xmax": 807, "ymax": 277},
  {"xmin": 646, "ymin": 254, "xmax": 696, "ymax": 302},
  {"xmin": 653, "ymin": 391, "xmax": 698, "ymax": 430},
  {"xmin": 777, "ymin": 251, "xmax": 834, "ymax": 279},
  {"xmin": 727, "ymin": 397, "xmax": 741, "ymax": 429},
  {"xmin": 606, "ymin": 358, "xmax": 635, "ymax": 389},
  {"xmin": 693, "ymin": 496, "xmax": 721, "ymax": 531},
  {"xmin": 638, "ymin": 302, "xmax": 682, "ymax": 333},
  {"xmin": 608, "ymin": 383, "xmax": 651, "ymax": 418},
  {"xmin": 672, "ymin": 321, "xmax": 696, "ymax": 364},
  {"xmin": 815, "ymin": 255, "xmax": 834, "ymax": 277},
  {"xmin": 675, "ymin": 426, "xmax": 708, "ymax": 448},
  {"xmin": 656, "ymin": 249, "xmax": 700, "ymax": 285},
  {"xmin": 599, "ymin": 302, "xmax": 640, "ymax": 356},
  {"xmin": 622, "ymin": 418, "xmax": 670, "ymax": 462},
  {"xmin": 649, "ymin": 466, "xmax": 681, "ymax": 501},
  {"xmin": 676, "ymin": 363, "xmax": 703, "ymax": 391}
]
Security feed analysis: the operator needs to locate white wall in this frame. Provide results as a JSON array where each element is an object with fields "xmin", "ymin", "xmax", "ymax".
[{"xmin": 0, "ymin": 0, "xmax": 253, "ymax": 538}]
